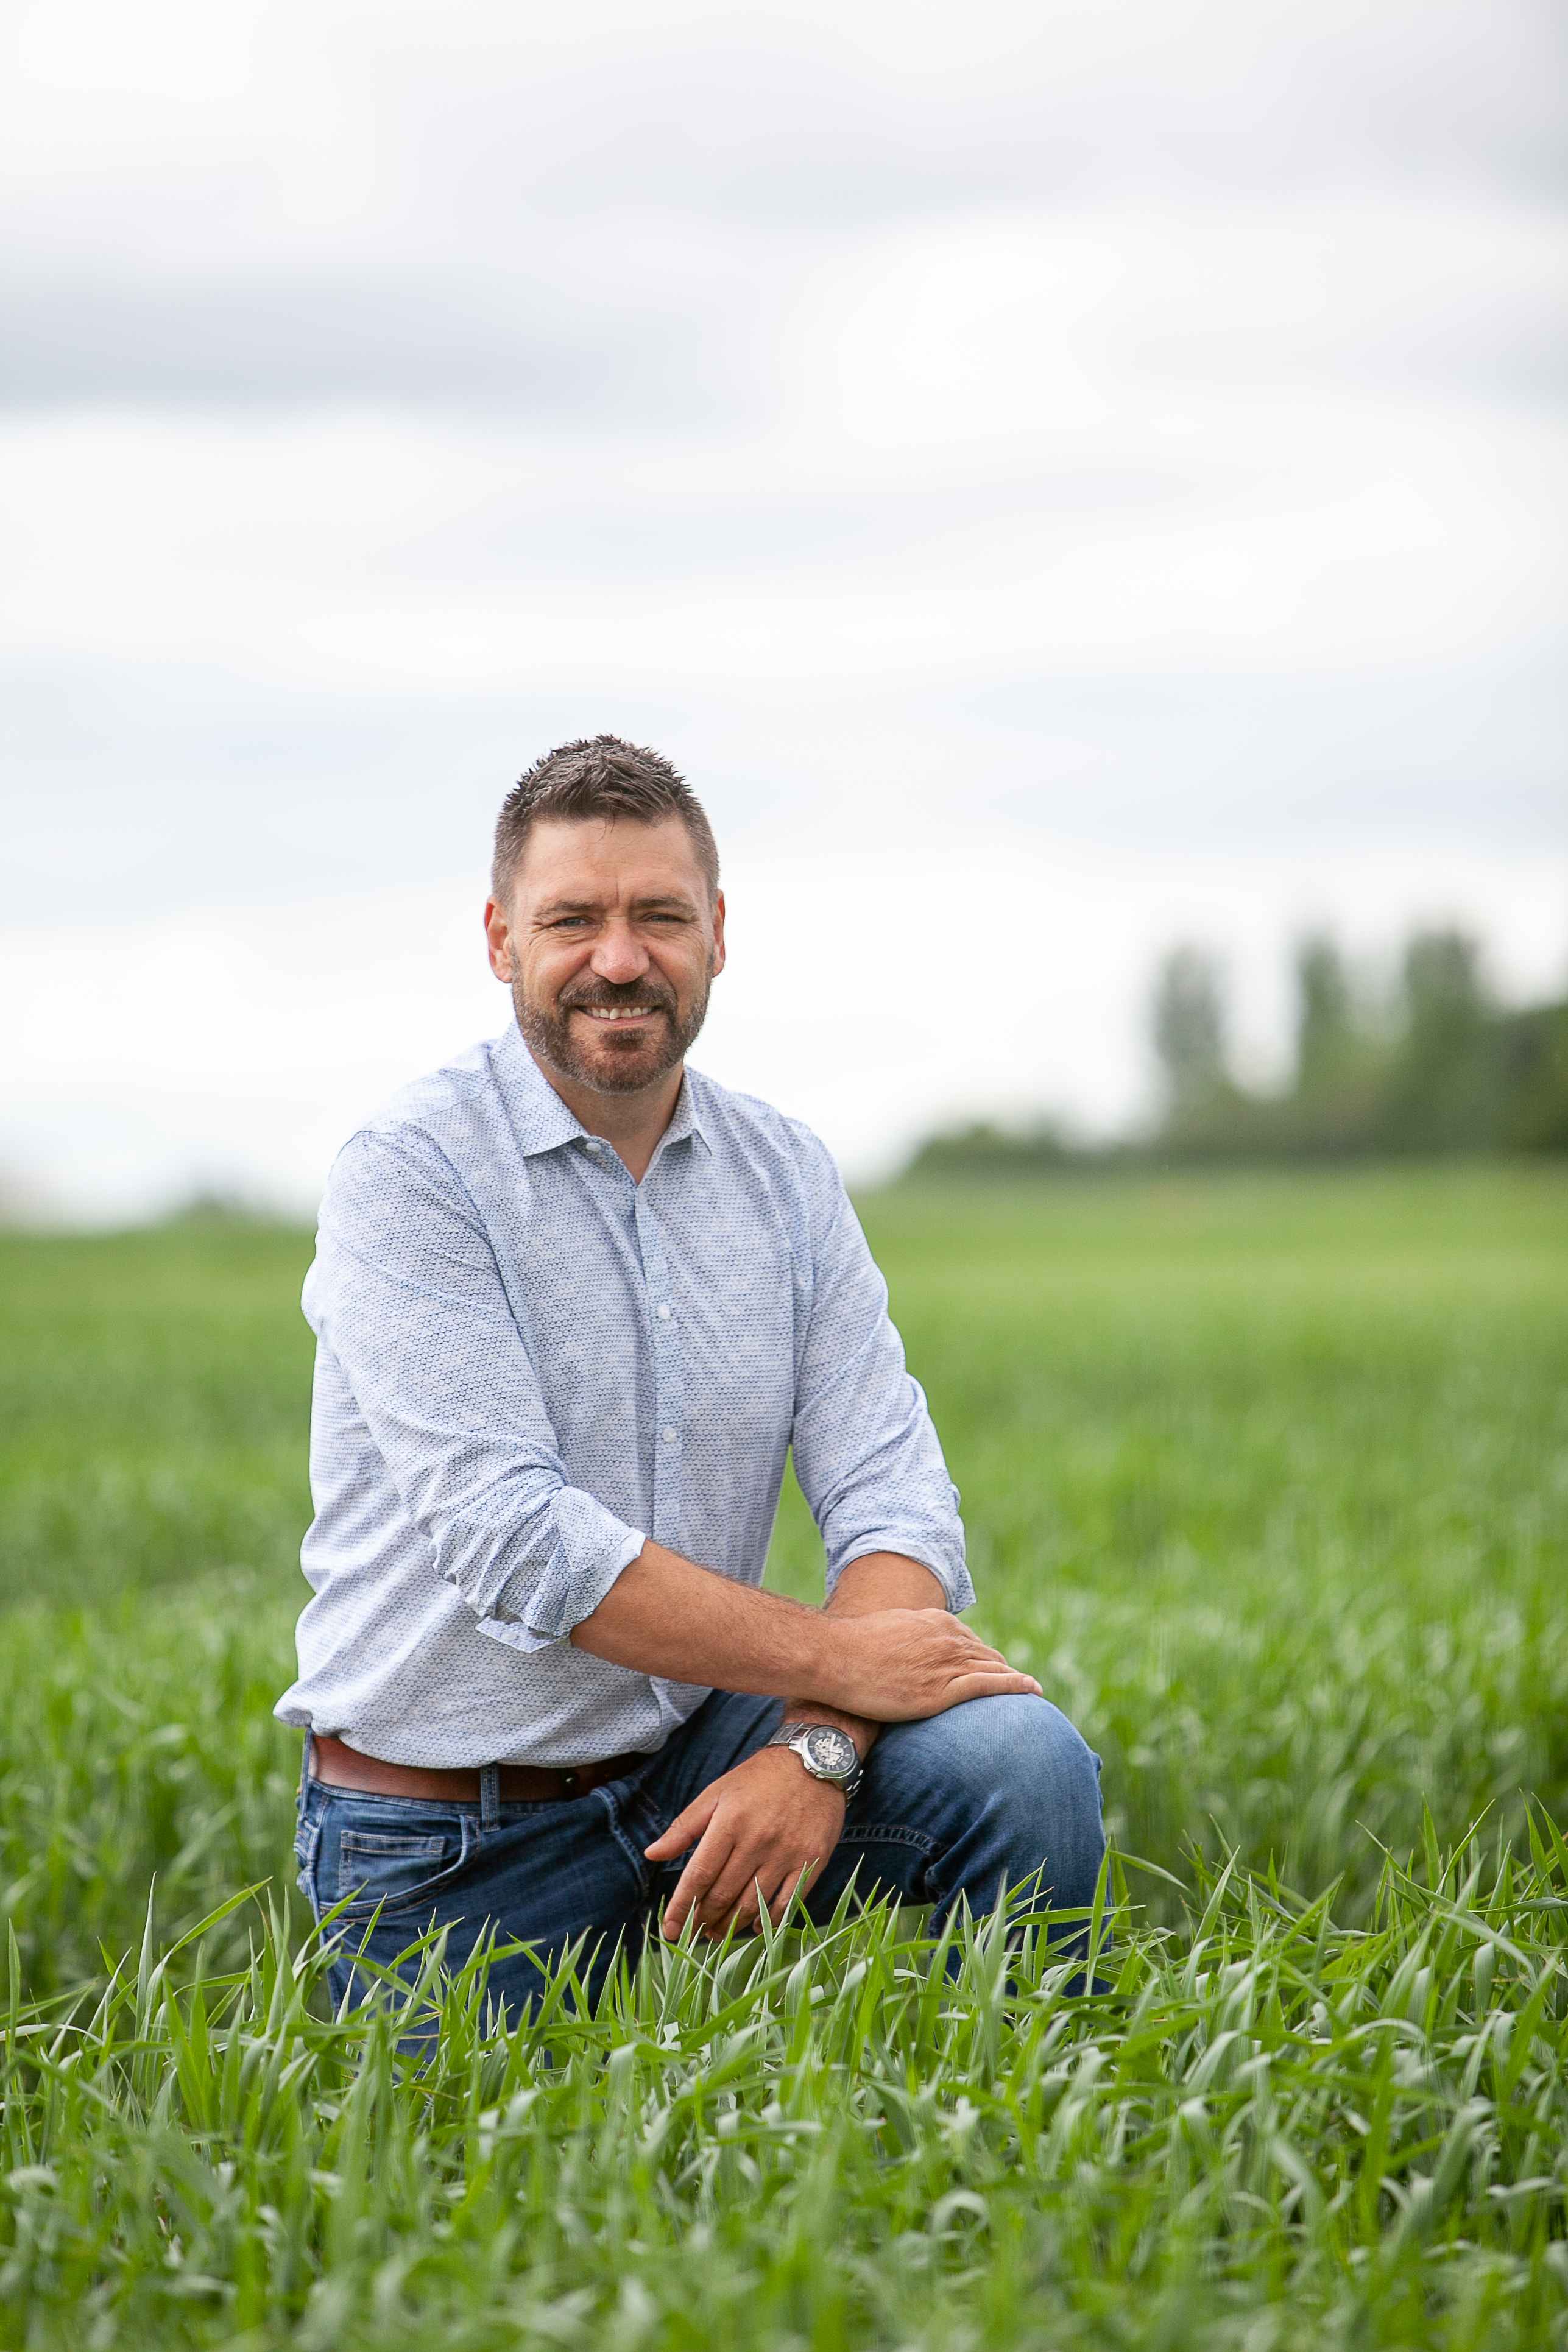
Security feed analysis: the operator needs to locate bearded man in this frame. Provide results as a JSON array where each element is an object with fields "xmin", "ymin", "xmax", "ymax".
[{"xmin": 279, "ymin": 735, "xmax": 1104, "ymax": 2017}]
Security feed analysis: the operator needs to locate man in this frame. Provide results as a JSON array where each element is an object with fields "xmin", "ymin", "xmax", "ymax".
[{"xmin": 279, "ymin": 736, "xmax": 1104, "ymax": 2018}]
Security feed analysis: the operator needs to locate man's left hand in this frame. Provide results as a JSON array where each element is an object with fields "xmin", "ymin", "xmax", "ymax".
[{"xmin": 644, "ymin": 1745, "xmax": 848, "ymax": 1940}]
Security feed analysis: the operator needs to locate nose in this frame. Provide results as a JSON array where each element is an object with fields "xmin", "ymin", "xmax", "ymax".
[{"xmin": 590, "ymin": 919, "xmax": 651, "ymax": 986}]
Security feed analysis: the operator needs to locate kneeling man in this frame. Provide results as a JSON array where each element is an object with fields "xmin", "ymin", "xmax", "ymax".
[{"xmin": 278, "ymin": 736, "xmax": 1104, "ymax": 2015}]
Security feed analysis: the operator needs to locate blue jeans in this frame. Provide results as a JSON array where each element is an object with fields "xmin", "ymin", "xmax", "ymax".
[{"xmin": 294, "ymin": 1690, "xmax": 1104, "ymax": 2021}]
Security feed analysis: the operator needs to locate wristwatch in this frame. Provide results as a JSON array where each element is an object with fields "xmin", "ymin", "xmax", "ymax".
[{"xmin": 767, "ymin": 1720, "xmax": 864, "ymax": 1800}]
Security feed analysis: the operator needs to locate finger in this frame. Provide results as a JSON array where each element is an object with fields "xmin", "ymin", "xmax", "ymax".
[
  {"xmin": 708, "ymin": 1860, "xmax": 798, "ymax": 1940},
  {"xmin": 660, "ymin": 1826, "xmax": 735, "ymax": 1940},
  {"xmin": 952, "ymin": 1633, "xmax": 1009, "ymax": 1664},
  {"xmin": 961, "ymin": 1640, "xmax": 1036, "ymax": 1677},
  {"xmin": 694, "ymin": 1851, "xmax": 779, "ymax": 1935},
  {"xmin": 705, "ymin": 1841, "xmax": 828, "ymax": 1937},
  {"xmin": 699, "ymin": 1838, "xmax": 827, "ymax": 1934},
  {"xmin": 645, "ymin": 1785, "xmax": 722, "ymax": 1862},
  {"xmin": 939, "ymin": 1669, "xmax": 1044, "ymax": 1710},
  {"xmin": 706, "ymin": 1879, "xmax": 768, "ymax": 1939},
  {"xmin": 766, "ymin": 1856, "xmax": 819, "ymax": 1925}
]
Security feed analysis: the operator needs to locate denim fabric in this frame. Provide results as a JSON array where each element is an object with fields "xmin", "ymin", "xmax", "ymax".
[{"xmin": 295, "ymin": 1690, "xmax": 1104, "ymax": 2021}]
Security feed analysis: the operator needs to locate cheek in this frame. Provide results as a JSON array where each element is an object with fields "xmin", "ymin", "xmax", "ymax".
[
  {"xmin": 661, "ymin": 942, "xmax": 715, "ymax": 994},
  {"xmin": 521, "ymin": 947, "xmax": 583, "ymax": 998}
]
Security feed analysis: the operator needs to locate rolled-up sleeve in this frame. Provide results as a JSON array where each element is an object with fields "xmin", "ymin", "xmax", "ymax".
[
  {"xmin": 308, "ymin": 1128, "xmax": 646, "ymax": 1653},
  {"xmin": 788, "ymin": 1132, "xmax": 974, "ymax": 1612}
]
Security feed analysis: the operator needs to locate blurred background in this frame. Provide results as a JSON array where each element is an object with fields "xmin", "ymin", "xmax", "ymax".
[{"xmin": 2, "ymin": 0, "xmax": 1565, "ymax": 1219}]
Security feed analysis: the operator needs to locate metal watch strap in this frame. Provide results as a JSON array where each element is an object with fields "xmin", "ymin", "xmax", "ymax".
[{"xmin": 768, "ymin": 1719, "xmax": 864, "ymax": 1801}]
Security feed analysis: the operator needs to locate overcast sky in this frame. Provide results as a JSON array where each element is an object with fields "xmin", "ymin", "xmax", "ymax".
[{"xmin": 3, "ymin": 0, "xmax": 1565, "ymax": 1216}]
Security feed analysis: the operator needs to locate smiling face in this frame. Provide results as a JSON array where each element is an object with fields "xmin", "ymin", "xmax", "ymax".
[{"xmin": 484, "ymin": 814, "xmax": 725, "ymax": 1098}]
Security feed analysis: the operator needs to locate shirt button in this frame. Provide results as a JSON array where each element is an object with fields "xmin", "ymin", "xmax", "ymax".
[
  {"xmin": 584, "ymin": 1140, "xmax": 600, "ymax": 1153},
  {"xmin": 655, "ymin": 1302, "xmax": 671, "ymax": 1321},
  {"xmin": 662, "ymin": 1426, "xmax": 678, "ymax": 1444}
]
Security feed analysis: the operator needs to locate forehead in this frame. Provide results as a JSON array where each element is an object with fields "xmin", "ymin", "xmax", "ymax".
[{"xmin": 514, "ymin": 814, "xmax": 707, "ymax": 907}]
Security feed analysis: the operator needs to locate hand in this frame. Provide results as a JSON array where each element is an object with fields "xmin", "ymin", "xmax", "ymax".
[
  {"xmin": 644, "ymin": 1746, "xmax": 847, "ymax": 1941},
  {"xmin": 815, "ymin": 1608, "xmax": 1042, "ymax": 1722}
]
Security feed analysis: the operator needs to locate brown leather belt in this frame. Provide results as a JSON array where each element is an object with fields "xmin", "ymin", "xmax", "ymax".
[{"xmin": 308, "ymin": 1732, "xmax": 649, "ymax": 1805}]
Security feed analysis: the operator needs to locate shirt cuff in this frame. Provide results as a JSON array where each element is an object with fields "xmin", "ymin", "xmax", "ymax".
[
  {"xmin": 476, "ymin": 1501, "xmax": 648, "ymax": 1655},
  {"xmin": 826, "ymin": 1534, "xmax": 975, "ymax": 1616}
]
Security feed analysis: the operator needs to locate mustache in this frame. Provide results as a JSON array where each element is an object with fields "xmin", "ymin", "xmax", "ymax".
[{"xmin": 559, "ymin": 981, "xmax": 676, "ymax": 1013}]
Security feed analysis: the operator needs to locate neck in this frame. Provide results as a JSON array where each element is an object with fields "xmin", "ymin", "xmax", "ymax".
[{"xmin": 525, "ymin": 1046, "xmax": 684, "ymax": 1184}]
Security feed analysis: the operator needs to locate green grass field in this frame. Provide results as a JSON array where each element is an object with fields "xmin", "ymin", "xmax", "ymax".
[{"xmin": 2, "ymin": 1167, "xmax": 1566, "ymax": 2348}]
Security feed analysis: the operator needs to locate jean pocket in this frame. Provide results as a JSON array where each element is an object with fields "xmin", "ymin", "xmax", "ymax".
[
  {"xmin": 292, "ymin": 1812, "xmax": 322, "ymax": 1902},
  {"xmin": 330, "ymin": 1818, "xmax": 476, "ymax": 1921}
]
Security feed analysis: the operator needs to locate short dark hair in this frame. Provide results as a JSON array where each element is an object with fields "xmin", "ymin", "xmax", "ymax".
[{"xmin": 492, "ymin": 735, "xmax": 719, "ymax": 904}]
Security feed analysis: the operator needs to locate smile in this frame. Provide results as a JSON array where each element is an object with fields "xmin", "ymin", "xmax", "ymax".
[{"xmin": 574, "ymin": 1005, "xmax": 665, "ymax": 1022}]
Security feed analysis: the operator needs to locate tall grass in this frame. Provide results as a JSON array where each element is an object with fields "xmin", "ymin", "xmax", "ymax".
[
  {"xmin": 5, "ymin": 1835, "xmax": 1567, "ymax": 2349},
  {"xmin": 1, "ymin": 1168, "xmax": 1565, "ymax": 2345}
]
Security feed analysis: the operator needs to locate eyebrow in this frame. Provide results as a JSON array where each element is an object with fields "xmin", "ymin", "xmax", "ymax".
[{"xmin": 533, "ymin": 893, "xmax": 699, "ymax": 920}]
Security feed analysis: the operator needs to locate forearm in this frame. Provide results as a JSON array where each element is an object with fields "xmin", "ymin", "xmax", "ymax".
[
  {"xmin": 570, "ymin": 1539, "xmax": 835, "ymax": 1694},
  {"xmin": 780, "ymin": 1552, "xmax": 947, "ymax": 1760},
  {"xmin": 573, "ymin": 1540, "xmax": 1028, "ymax": 1726}
]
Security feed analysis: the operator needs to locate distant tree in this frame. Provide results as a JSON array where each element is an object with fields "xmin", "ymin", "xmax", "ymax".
[
  {"xmin": 896, "ymin": 920, "xmax": 1568, "ymax": 1181},
  {"xmin": 1293, "ymin": 934, "xmax": 1361, "ymax": 1096},
  {"xmin": 903, "ymin": 1119, "xmax": 1086, "ymax": 1182},
  {"xmin": 1153, "ymin": 946, "xmax": 1231, "ymax": 1123},
  {"xmin": 1382, "ymin": 928, "xmax": 1497, "ymax": 1151},
  {"xmin": 1499, "ymin": 1001, "xmax": 1568, "ymax": 1151},
  {"xmin": 1403, "ymin": 929, "xmax": 1489, "ymax": 1045}
]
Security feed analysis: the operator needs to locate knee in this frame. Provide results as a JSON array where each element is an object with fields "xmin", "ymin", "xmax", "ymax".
[{"xmin": 938, "ymin": 1693, "xmax": 1106, "ymax": 1908}]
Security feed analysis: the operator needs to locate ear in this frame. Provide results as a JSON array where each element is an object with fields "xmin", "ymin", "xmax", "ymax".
[
  {"xmin": 709, "ymin": 889, "xmax": 727, "ymax": 979},
  {"xmin": 483, "ymin": 895, "xmax": 514, "ymax": 983}
]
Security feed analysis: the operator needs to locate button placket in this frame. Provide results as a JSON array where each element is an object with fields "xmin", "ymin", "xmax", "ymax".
[{"xmin": 634, "ymin": 1194, "xmax": 683, "ymax": 1549}]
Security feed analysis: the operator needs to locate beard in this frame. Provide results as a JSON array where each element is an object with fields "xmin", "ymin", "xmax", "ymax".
[{"xmin": 512, "ymin": 970, "xmax": 712, "ymax": 1095}]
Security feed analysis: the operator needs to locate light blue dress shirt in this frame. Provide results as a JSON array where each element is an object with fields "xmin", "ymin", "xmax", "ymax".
[{"xmin": 275, "ymin": 1019, "xmax": 972, "ymax": 1767}]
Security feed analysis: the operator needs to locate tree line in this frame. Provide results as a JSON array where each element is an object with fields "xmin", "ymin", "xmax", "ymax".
[{"xmin": 906, "ymin": 927, "xmax": 1568, "ymax": 1178}]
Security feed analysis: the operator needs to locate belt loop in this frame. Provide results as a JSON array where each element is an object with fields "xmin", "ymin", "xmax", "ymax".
[{"xmin": 479, "ymin": 1762, "xmax": 501, "ymax": 1832}]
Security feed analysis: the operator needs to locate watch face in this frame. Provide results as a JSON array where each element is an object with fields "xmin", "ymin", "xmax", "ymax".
[{"xmin": 802, "ymin": 1725, "xmax": 858, "ymax": 1781}]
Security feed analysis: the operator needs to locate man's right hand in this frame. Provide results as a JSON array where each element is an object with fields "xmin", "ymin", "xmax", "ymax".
[{"xmin": 814, "ymin": 1608, "xmax": 1041, "ymax": 1720}]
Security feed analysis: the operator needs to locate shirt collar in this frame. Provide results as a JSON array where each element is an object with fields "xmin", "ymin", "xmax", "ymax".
[
  {"xmin": 492, "ymin": 1019, "xmax": 712, "ymax": 1160},
  {"xmin": 660, "ymin": 1068, "xmax": 713, "ymax": 1159}
]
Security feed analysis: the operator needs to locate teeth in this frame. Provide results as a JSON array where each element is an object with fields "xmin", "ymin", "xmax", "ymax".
[{"xmin": 579, "ymin": 1005, "xmax": 661, "ymax": 1021}]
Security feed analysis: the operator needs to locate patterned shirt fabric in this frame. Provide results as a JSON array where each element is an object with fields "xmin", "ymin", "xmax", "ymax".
[{"xmin": 274, "ymin": 1019, "xmax": 972, "ymax": 1767}]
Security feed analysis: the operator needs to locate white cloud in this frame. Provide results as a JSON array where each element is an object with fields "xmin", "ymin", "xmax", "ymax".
[{"xmin": 0, "ymin": 0, "xmax": 1563, "ymax": 1215}]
